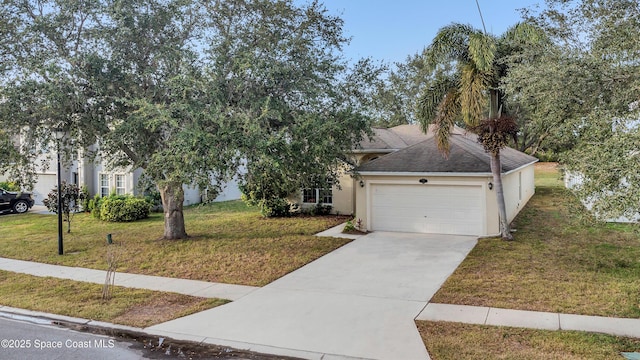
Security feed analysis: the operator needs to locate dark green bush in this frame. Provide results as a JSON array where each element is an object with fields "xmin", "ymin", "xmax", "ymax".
[
  {"xmin": 90, "ymin": 193, "xmax": 103, "ymax": 219},
  {"xmin": 311, "ymin": 202, "xmax": 332, "ymax": 216},
  {"xmin": 99, "ymin": 196, "xmax": 150, "ymax": 222},
  {"xmin": 259, "ymin": 197, "xmax": 294, "ymax": 218},
  {"xmin": 80, "ymin": 186, "xmax": 90, "ymax": 212},
  {"xmin": 0, "ymin": 181, "xmax": 20, "ymax": 191}
]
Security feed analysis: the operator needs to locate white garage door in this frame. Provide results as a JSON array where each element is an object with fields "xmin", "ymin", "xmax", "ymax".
[
  {"xmin": 32, "ymin": 174, "xmax": 58, "ymax": 205},
  {"xmin": 371, "ymin": 184, "xmax": 484, "ymax": 236}
]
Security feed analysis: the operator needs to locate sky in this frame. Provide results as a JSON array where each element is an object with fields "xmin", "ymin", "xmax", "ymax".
[{"xmin": 315, "ymin": 0, "xmax": 544, "ymax": 64}]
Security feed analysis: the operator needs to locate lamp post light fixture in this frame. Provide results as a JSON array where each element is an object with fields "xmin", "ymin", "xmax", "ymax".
[{"xmin": 54, "ymin": 128, "xmax": 65, "ymax": 255}]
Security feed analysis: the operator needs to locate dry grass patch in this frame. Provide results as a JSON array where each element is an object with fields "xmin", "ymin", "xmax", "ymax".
[
  {"xmin": 0, "ymin": 270, "xmax": 226, "ymax": 328},
  {"xmin": 0, "ymin": 200, "xmax": 350, "ymax": 286},
  {"xmin": 432, "ymin": 163, "xmax": 640, "ymax": 318},
  {"xmin": 418, "ymin": 321, "xmax": 640, "ymax": 360}
]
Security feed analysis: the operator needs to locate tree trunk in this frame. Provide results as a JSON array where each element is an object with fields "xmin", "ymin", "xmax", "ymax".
[
  {"xmin": 490, "ymin": 151, "xmax": 513, "ymax": 241},
  {"xmin": 159, "ymin": 182, "xmax": 188, "ymax": 240}
]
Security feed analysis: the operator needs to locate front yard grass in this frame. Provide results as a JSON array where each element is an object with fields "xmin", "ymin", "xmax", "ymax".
[
  {"xmin": 419, "ymin": 321, "xmax": 640, "ymax": 360},
  {"xmin": 430, "ymin": 162, "xmax": 640, "ymax": 318},
  {"xmin": 0, "ymin": 270, "xmax": 226, "ymax": 328},
  {"xmin": 0, "ymin": 200, "xmax": 350, "ymax": 286}
]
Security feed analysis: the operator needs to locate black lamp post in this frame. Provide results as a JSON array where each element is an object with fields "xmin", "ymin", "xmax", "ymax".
[{"xmin": 54, "ymin": 129, "xmax": 65, "ymax": 255}]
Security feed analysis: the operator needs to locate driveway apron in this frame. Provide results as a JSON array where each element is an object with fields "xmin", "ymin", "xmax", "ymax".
[{"xmin": 146, "ymin": 232, "xmax": 477, "ymax": 360}]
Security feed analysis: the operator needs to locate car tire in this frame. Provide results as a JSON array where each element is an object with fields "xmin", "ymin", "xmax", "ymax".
[{"xmin": 12, "ymin": 200, "xmax": 29, "ymax": 214}]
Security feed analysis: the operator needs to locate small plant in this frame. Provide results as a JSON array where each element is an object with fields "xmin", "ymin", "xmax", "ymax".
[
  {"xmin": 102, "ymin": 243, "xmax": 123, "ymax": 301},
  {"xmin": 343, "ymin": 220, "xmax": 356, "ymax": 232},
  {"xmin": 43, "ymin": 181, "xmax": 86, "ymax": 233}
]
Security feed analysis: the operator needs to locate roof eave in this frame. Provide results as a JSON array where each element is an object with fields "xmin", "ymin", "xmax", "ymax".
[
  {"xmin": 502, "ymin": 159, "xmax": 540, "ymax": 176},
  {"xmin": 349, "ymin": 149, "xmax": 398, "ymax": 154},
  {"xmin": 356, "ymin": 171, "xmax": 494, "ymax": 177},
  {"xmin": 356, "ymin": 160, "xmax": 538, "ymax": 177}
]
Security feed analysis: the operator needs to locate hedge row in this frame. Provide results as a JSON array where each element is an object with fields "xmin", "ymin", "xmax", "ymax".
[{"xmin": 88, "ymin": 194, "xmax": 150, "ymax": 222}]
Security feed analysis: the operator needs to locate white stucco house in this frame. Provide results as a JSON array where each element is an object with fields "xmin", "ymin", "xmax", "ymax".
[
  {"xmin": 564, "ymin": 171, "xmax": 640, "ymax": 223},
  {"xmin": 299, "ymin": 124, "xmax": 538, "ymax": 237},
  {"xmin": 1, "ymin": 144, "xmax": 242, "ymax": 206}
]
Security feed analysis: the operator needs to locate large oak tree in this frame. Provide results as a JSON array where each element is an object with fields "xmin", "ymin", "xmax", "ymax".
[
  {"xmin": 0, "ymin": 0, "xmax": 374, "ymax": 239},
  {"xmin": 513, "ymin": 0, "xmax": 640, "ymax": 221}
]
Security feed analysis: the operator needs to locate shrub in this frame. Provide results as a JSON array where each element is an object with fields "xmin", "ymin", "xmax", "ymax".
[
  {"xmin": 42, "ymin": 181, "xmax": 86, "ymax": 233},
  {"xmin": 259, "ymin": 197, "xmax": 295, "ymax": 218},
  {"xmin": 311, "ymin": 202, "xmax": 332, "ymax": 216},
  {"xmin": 99, "ymin": 196, "xmax": 150, "ymax": 222},
  {"xmin": 0, "ymin": 181, "xmax": 20, "ymax": 191},
  {"xmin": 80, "ymin": 186, "xmax": 90, "ymax": 212},
  {"xmin": 90, "ymin": 193, "xmax": 103, "ymax": 219}
]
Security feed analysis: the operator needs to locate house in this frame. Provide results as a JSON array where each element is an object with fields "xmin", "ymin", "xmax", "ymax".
[
  {"xmin": 1, "ymin": 143, "xmax": 241, "ymax": 206},
  {"xmin": 301, "ymin": 124, "xmax": 538, "ymax": 237},
  {"xmin": 565, "ymin": 171, "xmax": 640, "ymax": 223}
]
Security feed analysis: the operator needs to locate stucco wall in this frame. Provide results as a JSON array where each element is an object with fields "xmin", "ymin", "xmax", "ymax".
[
  {"xmin": 327, "ymin": 152, "xmax": 391, "ymax": 216},
  {"xmin": 331, "ymin": 172, "xmax": 355, "ymax": 215},
  {"xmin": 501, "ymin": 164, "xmax": 536, "ymax": 224}
]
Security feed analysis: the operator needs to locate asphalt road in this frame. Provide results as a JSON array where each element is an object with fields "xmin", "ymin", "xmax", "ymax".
[{"xmin": 0, "ymin": 316, "xmax": 145, "ymax": 360}]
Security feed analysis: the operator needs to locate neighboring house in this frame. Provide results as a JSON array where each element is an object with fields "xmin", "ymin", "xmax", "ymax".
[
  {"xmin": 298, "ymin": 124, "xmax": 538, "ymax": 237},
  {"xmin": 1, "ymin": 142, "xmax": 241, "ymax": 206},
  {"xmin": 564, "ymin": 171, "xmax": 640, "ymax": 223}
]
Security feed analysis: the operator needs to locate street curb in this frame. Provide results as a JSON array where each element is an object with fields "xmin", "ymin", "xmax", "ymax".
[{"xmin": 0, "ymin": 306, "xmax": 304, "ymax": 359}]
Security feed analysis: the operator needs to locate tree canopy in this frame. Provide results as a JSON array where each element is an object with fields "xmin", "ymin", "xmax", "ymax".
[
  {"xmin": 0, "ymin": 0, "xmax": 377, "ymax": 239},
  {"xmin": 514, "ymin": 0, "xmax": 640, "ymax": 220}
]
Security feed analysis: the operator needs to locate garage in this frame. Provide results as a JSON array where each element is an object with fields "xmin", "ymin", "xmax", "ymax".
[
  {"xmin": 354, "ymin": 133, "xmax": 539, "ymax": 237},
  {"xmin": 370, "ymin": 183, "xmax": 484, "ymax": 236},
  {"xmin": 31, "ymin": 174, "xmax": 57, "ymax": 205}
]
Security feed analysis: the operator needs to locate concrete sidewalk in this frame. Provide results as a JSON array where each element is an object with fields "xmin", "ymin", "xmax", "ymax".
[
  {"xmin": 0, "ymin": 257, "xmax": 257, "ymax": 301},
  {"xmin": 418, "ymin": 303, "xmax": 640, "ymax": 339}
]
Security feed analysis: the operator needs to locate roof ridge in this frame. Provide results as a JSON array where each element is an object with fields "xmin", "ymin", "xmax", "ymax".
[{"xmin": 449, "ymin": 135, "xmax": 493, "ymax": 167}]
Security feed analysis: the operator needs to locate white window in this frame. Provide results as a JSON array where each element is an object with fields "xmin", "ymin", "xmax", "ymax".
[
  {"xmin": 302, "ymin": 186, "xmax": 332, "ymax": 205},
  {"xmin": 302, "ymin": 188, "xmax": 317, "ymax": 204},
  {"xmin": 115, "ymin": 174, "xmax": 126, "ymax": 195},
  {"xmin": 99, "ymin": 174, "xmax": 110, "ymax": 197},
  {"xmin": 519, "ymin": 172, "xmax": 522, "ymax": 201}
]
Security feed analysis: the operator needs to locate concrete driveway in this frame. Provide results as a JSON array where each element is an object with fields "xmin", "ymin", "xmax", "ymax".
[{"xmin": 147, "ymin": 231, "xmax": 477, "ymax": 360}]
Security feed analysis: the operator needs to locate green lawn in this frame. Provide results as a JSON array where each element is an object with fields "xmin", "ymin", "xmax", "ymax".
[
  {"xmin": 419, "ymin": 167, "xmax": 640, "ymax": 358},
  {"xmin": 0, "ymin": 270, "xmax": 226, "ymax": 328},
  {"xmin": 0, "ymin": 200, "xmax": 350, "ymax": 286},
  {"xmin": 430, "ymin": 163, "xmax": 640, "ymax": 318},
  {"xmin": 419, "ymin": 321, "xmax": 640, "ymax": 360}
]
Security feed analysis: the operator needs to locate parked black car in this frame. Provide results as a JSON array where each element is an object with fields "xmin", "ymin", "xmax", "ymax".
[{"xmin": 0, "ymin": 188, "xmax": 35, "ymax": 214}]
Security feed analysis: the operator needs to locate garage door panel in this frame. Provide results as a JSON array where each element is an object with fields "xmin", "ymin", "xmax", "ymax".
[{"xmin": 371, "ymin": 184, "xmax": 483, "ymax": 236}]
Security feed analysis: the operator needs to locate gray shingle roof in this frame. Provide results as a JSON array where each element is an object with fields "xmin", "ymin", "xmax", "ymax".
[
  {"xmin": 357, "ymin": 124, "xmax": 470, "ymax": 151},
  {"xmin": 357, "ymin": 134, "xmax": 538, "ymax": 174}
]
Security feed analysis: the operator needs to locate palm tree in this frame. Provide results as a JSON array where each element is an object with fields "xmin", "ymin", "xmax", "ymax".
[{"xmin": 417, "ymin": 22, "xmax": 543, "ymax": 240}]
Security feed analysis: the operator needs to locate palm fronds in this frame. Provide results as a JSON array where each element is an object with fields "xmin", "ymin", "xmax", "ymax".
[
  {"xmin": 423, "ymin": 23, "xmax": 475, "ymax": 71},
  {"xmin": 459, "ymin": 63, "xmax": 490, "ymax": 126}
]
